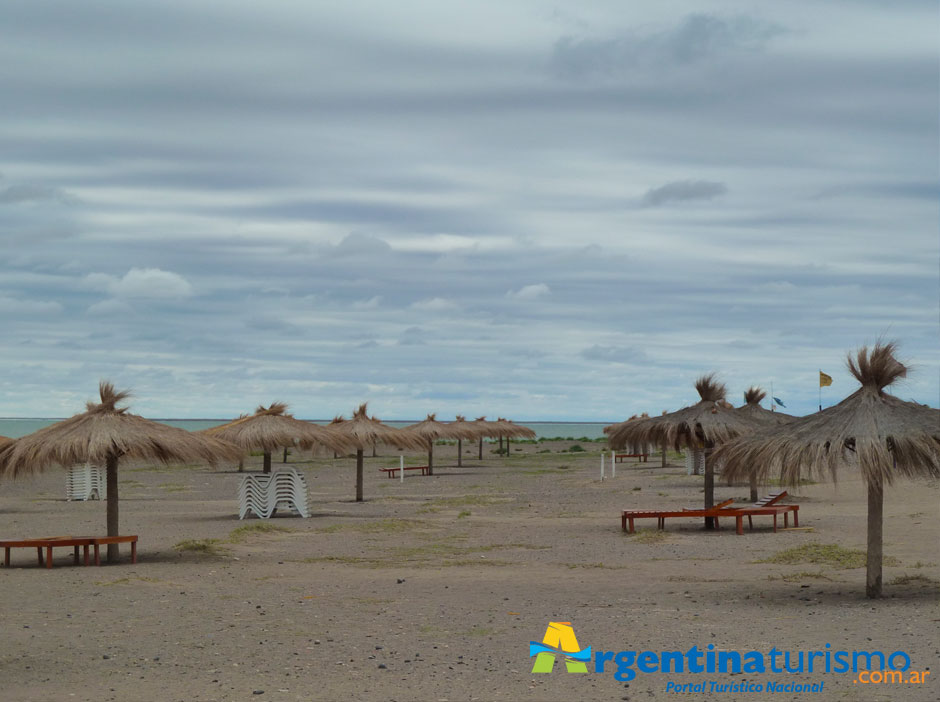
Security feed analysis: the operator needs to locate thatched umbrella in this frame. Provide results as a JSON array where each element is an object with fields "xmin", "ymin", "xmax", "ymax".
[
  {"xmin": 736, "ymin": 387, "xmax": 796, "ymax": 501},
  {"xmin": 204, "ymin": 403, "xmax": 351, "ymax": 473},
  {"xmin": 714, "ymin": 343, "xmax": 940, "ymax": 598},
  {"xmin": 450, "ymin": 416, "xmax": 484, "ymax": 467},
  {"xmin": 330, "ymin": 403, "xmax": 425, "ymax": 501},
  {"xmin": 0, "ymin": 382, "xmax": 241, "ymax": 561},
  {"xmin": 403, "ymin": 414, "xmax": 476, "ymax": 476},
  {"xmin": 471, "ymin": 416, "xmax": 495, "ymax": 459},
  {"xmin": 489, "ymin": 417, "xmax": 536, "ymax": 456},
  {"xmin": 608, "ymin": 375, "xmax": 761, "ymax": 528}
]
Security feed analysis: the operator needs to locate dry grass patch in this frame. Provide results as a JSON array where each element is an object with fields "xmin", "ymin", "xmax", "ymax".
[
  {"xmin": 173, "ymin": 538, "xmax": 230, "ymax": 556},
  {"xmin": 228, "ymin": 522, "xmax": 294, "ymax": 543},
  {"xmin": 759, "ymin": 543, "xmax": 899, "ymax": 569},
  {"xmin": 625, "ymin": 529, "xmax": 669, "ymax": 544},
  {"xmin": 317, "ymin": 518, "xmax": 429, "ymax": 534},
  {"xmin": 889, "ymin": 574, "xmax": 940, "ymax": 587}
]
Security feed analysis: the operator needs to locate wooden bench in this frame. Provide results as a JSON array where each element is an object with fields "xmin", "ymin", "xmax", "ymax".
[
  {"xmin": 615, "ymin": 453, "xmax": 649, "ymax": 463},
  {"xmin": 0, "ymin": 535, "xmax": 138, "ymax": 568},
  {"xmin": 621, "ymin": 500, "xmax": 799, "ymax": 535},
  {"xmin": 378, "ymin": 465, "xmax": 429, "ymax": 478}
]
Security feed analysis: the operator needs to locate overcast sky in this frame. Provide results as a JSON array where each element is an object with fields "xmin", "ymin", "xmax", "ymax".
[{"xmin": 1, "ymin": 0, "xmax": 937, "ymax": 420}]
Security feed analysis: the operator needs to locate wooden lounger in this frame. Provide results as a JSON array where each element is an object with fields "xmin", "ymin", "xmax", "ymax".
[{"xmin": 0, "ymin": 535, "xmax": 138, "ymax": 568}]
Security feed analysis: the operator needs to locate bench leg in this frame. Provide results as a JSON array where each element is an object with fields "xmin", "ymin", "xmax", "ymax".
[
  {"xmin": 772, "ymin": 514, "xmax": 777, "ymax": 533},
  {"xmin": 793, "ymin": 510, "xmax": 799, "ymax": 527},
  {"xmin": 94, "ymin": 544, "xmax": 101, "ymax": 566},
  {"xmin": 46, "ymin": 546, "xmax": 53, "ymax": 569},
  {"xmin": 83, "ymin": 545, "xmax": 90, "ymax": 566},
  {"xmin": 74, "ymin": 545, "xmax": 80, "ymax": 565},
  {"xmin": 784, "ymin": 513, "xmax": 789, "ymax": 528},
  {"xmin": 747, "ymin": 515, "xmax": 753, "ymax": 530},
  {"xmin": 131, "ymin": 540, "xmax": 137, "ymax": 564},
  {"xmin": 628, "ymin": 517, "xmax": 635, "ymax": 533},
  {"xmin": 736, "ymin": 516, "xmax": 744, "ymax": 535},
  {"xmin": 37, "ymin": 547, "xmax": 44, "ymax": 567}
]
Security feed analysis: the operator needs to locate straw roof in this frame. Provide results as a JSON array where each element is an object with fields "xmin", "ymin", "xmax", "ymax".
[
  {"xmin": 331, "ymin": 403, "xmax": 425, "ymax": 450},
  {"xmin": 736, "ymin": 386, "xmax": 795, "ymax": 425},
  {"xmin": 607, "ymin": 374, "xmax": 761, "ymax": 450},
  {"xmin": 203, "ymin": 402, "xmax": 351, "ymax": 454},
  {"xmin": 488, "ymin": 417, "xmax": 536, "ymax": 440},
  {"xmin": 451, "ymin": 415, "xmax": 489, "ymax": 440},
  {"xmin": 0, "ymin": 382, "xmax": 241, "ymax": 478},
  {"xmin": 714, "ymin": 343, "xmax": 940, "ymax": 487},
  {"xmin": 404, "ymin": 414, "xmax": 478, "ymax": 443}
]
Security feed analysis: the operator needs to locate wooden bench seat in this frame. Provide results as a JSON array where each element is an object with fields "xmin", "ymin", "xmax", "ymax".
[
  {"xmin": 621, "ymin": 500, "xmax": 799, "ymax": 535},
  {"xmin": 0, "ymin": 535, "xmax": 138, "ymax": 568},
  {"xmin": 378, "ymin": 465, "xmax": 429, "ymax": 478},
  {"xmin": 615, "ymin": 453, "xmax": 649, "ymax": 463}
]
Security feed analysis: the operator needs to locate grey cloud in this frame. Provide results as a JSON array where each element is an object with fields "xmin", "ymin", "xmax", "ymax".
[
  {"xmin": 551, "ymin": 14, "xmax": 786, "ymax": 79},
  {"xmin": 642, "ymin": 180, "xmax": 727, "ymax": 207},
  {"xmin": 0, "ymin": 184, "xmax": 75, "ymax": 205},
  {"xmin": 580, "ymin": 346, "xmax": 649, "ymax": 364}
]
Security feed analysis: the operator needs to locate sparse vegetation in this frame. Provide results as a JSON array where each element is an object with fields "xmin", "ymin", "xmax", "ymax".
[
  {"xmin": 760, "ymin": 543, "xmax": 899, "ymax": 569},
  {"xmin": 228, "ymin": 523, "xmax": 293, "ymax": 543},
  {"xmin": 626, "ymin": 529, "xmax": 669, "ymax": 544},
  {"xmin": 173, "ymin": 538, "xmax": 229, "ymax": 556}
]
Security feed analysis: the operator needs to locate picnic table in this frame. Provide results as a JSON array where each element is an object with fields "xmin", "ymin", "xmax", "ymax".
[
  {"xmin": 0, "ymin": 535, "xmax": 138, "ymax": 568},
  {"xmin": 378, "ymin": 465, "xmax": 429, "ymax": 478},
  {"xmin": 615, "ymin": 453, "xmax": 649, "ymax": 463}
]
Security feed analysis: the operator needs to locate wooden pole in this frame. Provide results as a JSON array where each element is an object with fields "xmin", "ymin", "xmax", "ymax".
[
  {"xmin": 355, "ymin": 449, "xmax": 364, "ymax": 502},
  {"xmin": 457, "ymin": 438, "xmax": 462, "ymax": 467},
  {"xmin": 282, "ymin": 447, "xmax": 288, "ymax": 463},
  {"xmin": 478, "ymin": 437, "xmax": 483, "ymax": 460},
  {"xmin": 749, "ymin": 475, "xmax": 759, "ymax": 503},
  {"xmin": 263, "ymin": 451, "xmax": 272, "ymax": 474},
  {"xmin": 428, "ymin": 441, "xmax": 434, "ymax": 476},
  {"xmin": 661, "ymin": 440, "xmax": 667, "ymax": 468},
  {"xmin": 866, "ymin": 478, "xmax": 884, "ymax": 598},
  {"xmin": 238, "ymin": 458, "xmax": 244, "ymax": 472},
  {"xmin": 106, "ymin": 453, "xmax": 120, "ymax": 562},
  {"xmin": 702, "ymin": 446, "xmax": 716, "ymax": 530}
]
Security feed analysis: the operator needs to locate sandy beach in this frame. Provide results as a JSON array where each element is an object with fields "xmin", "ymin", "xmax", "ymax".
[{"xmin": 0, "ymin": 441, "xmax": 937, "ymax": 702}]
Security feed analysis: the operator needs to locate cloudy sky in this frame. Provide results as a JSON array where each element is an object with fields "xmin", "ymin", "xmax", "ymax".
[{"xmin": 1, "ymin": 0, "xmax": 937, "ymax": 420}]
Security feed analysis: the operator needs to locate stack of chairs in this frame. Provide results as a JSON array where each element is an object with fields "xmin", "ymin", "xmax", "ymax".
[
  {"xmin": 238, "ymin": 468, "xmax": 310, "ymax": 519},
  {"xmin": 66, "ymin": 464, "xmax": 106, "ymax": 501}
]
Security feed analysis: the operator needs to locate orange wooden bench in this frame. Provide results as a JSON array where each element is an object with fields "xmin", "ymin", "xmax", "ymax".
[
  {"xmin": 378, "ymin": 465, "xmax": 429, "ymax": 478},
  {"xmin": 622, "ymin": 499, "xmax": 734, "ymax": 532},
  {"xmin": 615, "ymin": 453, "xmax": 649, "ymax": 463},
  {"xmin": 0, "ymin": 535, "xmax": 138, "ymax": 568}
]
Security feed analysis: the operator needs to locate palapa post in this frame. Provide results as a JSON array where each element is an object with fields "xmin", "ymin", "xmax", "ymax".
[
  {"xmin": 714, "ymin": 342, "xmax": 940, "ymax": 598},
  {"xmin": 0, "ymin": 382, "xmax": 241, "ymax": 562},
  {"xmin": 331, "ymin": 404, "xmax": 424, "ymax": 501}
]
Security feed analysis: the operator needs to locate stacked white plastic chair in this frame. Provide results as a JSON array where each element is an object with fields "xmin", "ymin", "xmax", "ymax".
[
  {"xmin": 66, "ymin": 463, "xmax": 106, "ymax": 501},
  {"xmin": 238, "ymin": 467, "xmax": 309, "ymax": 519}
]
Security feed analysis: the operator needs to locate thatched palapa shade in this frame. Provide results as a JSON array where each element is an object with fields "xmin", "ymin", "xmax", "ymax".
[
  {"xmin": 735, "ymin": 387, "xmax": 795, "ymax": 501},
  {"xmin": 608, "ymin": 374, "xmax": 761, "ymax": 528},
  {"xmin": 331, "ymin": 404, "xmax": 425, "ymax": 501},
  {"xmin": 404, "ymin": 414, "xmax": 476, "ymax": 476},
  {"xmin": 489, "ymin": 417, "xmax": 536, "ymax": 456},
  {"xmin": 0, "ymin": 382, "xmax": 241, "ymax": 562},
  {"xmin": 450, "ymin": 416, "xmax": 484, "ymax": 467},
  {"xmin": 471, "ymin": 416, "xmax": 494, "ymax": 460},
  {"xmin": 203, "ymin": 403, "xmax": 351, "ymax": 473},
  {"xmin": 714, "ymin": 343, "xmax": 940, "ymax": 598}
]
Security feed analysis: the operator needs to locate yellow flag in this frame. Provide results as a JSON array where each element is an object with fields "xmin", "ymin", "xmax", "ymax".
[{"xmin": 819, "ymin": 371, "xmax": 833, "ymax": 387}]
